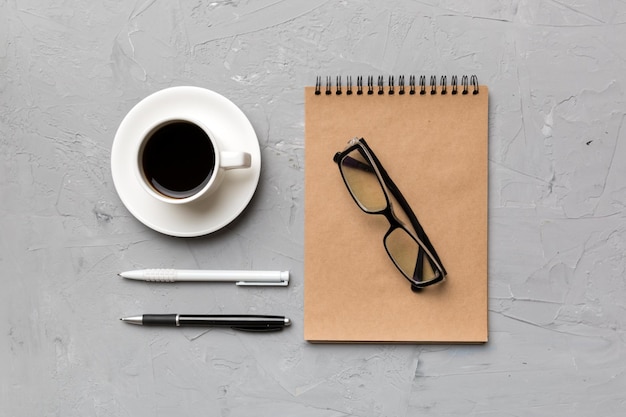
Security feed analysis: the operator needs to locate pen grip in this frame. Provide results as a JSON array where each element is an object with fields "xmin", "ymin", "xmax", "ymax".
[
  {"xmin": 142, "ymin": 314, "xmax": 178, "ymax": 326},
  {"xmin": 142, "ymin": 269, "xmax": 177, "ymax": 282}
]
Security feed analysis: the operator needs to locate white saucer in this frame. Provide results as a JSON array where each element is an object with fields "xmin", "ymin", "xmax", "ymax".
[{"xmin": 111, "ymin": 86, "xmax": 261, "ymax": 237}]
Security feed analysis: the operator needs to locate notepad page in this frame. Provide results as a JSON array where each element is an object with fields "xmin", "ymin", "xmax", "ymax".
[{"xmin": 304, "ymin": 81, "xmax": 489, "ymax": 343}]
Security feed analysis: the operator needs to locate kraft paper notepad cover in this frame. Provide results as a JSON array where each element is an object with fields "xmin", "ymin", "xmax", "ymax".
[{"xmin": 304, "ymin": 80, "xmax": 489, "ymax": 343}]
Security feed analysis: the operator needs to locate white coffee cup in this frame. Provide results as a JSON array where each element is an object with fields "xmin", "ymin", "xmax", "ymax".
[{"xmin": 134, "ymin": 117, "xmax": 251, "ymax": 205}]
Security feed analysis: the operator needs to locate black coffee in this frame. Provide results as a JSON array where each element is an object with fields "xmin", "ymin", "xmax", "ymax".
[{"xmin": 141, "ymin": 121, "xmax": 215, "ymax": 199}]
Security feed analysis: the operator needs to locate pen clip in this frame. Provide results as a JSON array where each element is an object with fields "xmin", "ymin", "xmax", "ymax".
[
  {"xmin": 230, "ymin": 326, "xmax": 284, "ymax": 332},
  {"xmin": 235, "ymin": 279, "xmax": 289, "ymax": 287},
  {"xmin": 235, "ymin": 271, "xmax": 289, "ymax": 287}
]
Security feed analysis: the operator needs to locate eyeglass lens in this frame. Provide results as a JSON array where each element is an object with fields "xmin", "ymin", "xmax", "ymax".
[
  {"xmin": 340, "ymin": 148, "xmax": 438, "ymax": 285},
  {"xmin": 340, "ymin": 148, "xmax": 386, "ymax": 212},
  {"xmin": 385, "ymin": 228, "xmax": 437, "ymax": 283}
]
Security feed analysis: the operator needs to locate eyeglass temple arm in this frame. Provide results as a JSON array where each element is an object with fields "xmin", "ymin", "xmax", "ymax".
[
  {"xmin": 384, "ymin": 169, "xmax": 447, "ymax": 280},
  {"xmin": 367, "ymin": 151, "xmax": 447, "ymax": 276},
  {"xmin": 334, "ymin": 153, "xmax": 375, "ymax": 173}
]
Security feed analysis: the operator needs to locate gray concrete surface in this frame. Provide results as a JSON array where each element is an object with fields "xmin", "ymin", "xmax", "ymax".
[{"xmin": 2, "ymin": 1, "xmax": 626, "ymax": 416}]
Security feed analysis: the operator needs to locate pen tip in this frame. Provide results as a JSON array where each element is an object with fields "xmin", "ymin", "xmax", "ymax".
[{"xmin": 284, "ymin": 317, "xmax": 291, "ymax": 326}]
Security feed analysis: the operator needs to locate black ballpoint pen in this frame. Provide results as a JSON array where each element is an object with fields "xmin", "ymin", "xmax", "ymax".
[{"xmin": 120, "ymin": 314, "xmax": 291, "ymax": 332}]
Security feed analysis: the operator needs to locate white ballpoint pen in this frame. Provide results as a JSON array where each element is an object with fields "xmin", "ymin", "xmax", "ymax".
[{"xmin": 118, "ymin": 269, "xmax": 289, "ymax": 286}]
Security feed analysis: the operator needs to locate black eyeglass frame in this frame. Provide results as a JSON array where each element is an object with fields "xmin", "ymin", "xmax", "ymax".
[{"xmin": 333, "ymin": 137, "xmax": 447, "ymax": 290}]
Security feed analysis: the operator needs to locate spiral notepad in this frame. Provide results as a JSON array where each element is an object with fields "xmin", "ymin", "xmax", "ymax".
[{"xmin": 304, "ymin": 74, "xmax": 489, "ymax": 343}]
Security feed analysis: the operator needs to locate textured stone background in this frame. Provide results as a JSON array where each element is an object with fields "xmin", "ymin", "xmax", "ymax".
[{"xmin": 2, "ymin": 1, "xmax": 626, "ymax": 416}]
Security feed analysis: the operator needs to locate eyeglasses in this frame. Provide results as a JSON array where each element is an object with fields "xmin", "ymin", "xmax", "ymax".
[{"xmin": 333, "ymin": 138, "xmax": 446, "ymax": 291}]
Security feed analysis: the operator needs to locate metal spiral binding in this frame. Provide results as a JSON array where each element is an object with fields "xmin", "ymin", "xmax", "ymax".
[{"xmin": 314, "ymin": 75, "xmax": 479, "ymax": 95}]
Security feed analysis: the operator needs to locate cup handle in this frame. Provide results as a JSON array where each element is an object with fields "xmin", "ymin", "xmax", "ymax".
[{"xmin": 220, "ymin": 151, "xmax": 252, "ymax": 170}]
